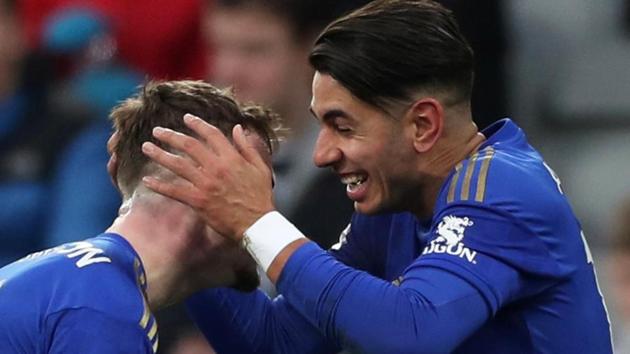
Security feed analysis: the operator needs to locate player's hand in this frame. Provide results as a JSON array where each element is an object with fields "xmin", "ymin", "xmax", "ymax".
[{"xmin": 141, "ymin": 114, "xmax": 275, "ymax": 240}]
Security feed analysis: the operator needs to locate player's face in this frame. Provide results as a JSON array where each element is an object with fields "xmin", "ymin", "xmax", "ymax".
[
  {"xmin": 310, "ymin": 72, "xmax": 421, "ymax": 215},
  {"xmin": 206, "ymin": 7, "xmax": 306, "ymax": 111}
]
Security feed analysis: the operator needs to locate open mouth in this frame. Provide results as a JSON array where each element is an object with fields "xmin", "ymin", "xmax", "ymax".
[{"xmin": 341, "ymin": 174, "xmax": 368, "ymax": 193}]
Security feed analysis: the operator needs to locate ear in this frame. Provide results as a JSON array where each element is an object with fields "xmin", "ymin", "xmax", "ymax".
[{"xmin": 405, "ymin": 98, "xmax": 444, "ymax": 153}]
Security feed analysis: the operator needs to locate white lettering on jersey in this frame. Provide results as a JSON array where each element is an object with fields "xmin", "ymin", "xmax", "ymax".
[
  {"xmin": 17, "ymin": 241, "xmax": 111, "ymax": 268},
  {"xmin": 56, "ymin": 242, "xmax": 111, "ymax": 268},
  {"xmin": 330, "ymin": 223, "xmax": 351, "ymax": 251},
  {"xmin": 422, "ymin": 215, "xmax": 478, "ymax": 263},
  {"xmin": 543, "ymin": 161, "xmax": 564, "ymax": 194}
]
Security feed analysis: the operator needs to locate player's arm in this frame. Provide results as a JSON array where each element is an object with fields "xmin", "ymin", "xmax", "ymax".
[
  {"xmin": 187, "ymin": 288, "xmax": 340, "ymax": 354},
  {"xmin": 273, "ymin": 241, "xmax": 494, "ymax": 353},
  {"xmin": 46, "ymin": 308, "xmax": 157, "ymax": 354},
  {"xmin": 272, "ymin": 205, "xmax": 562, "ymax": 353},
  {"xmin": 186, "ymin": 215, "xmax": 377, "ymax": 354}
]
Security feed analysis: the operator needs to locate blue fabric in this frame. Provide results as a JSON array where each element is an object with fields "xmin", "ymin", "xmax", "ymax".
[
  {"xmin": 0, "ymin": 182, "xmax": 47, "ymax": 265},
  {"xmin": 0, "ymin": 233, "xmax": 157, "ymax": 353},
  {"xmin": 187, "ymin": 119, "xmax": 613, "ymax": 353}
]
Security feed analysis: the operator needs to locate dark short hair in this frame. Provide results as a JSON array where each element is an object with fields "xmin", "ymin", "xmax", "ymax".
[
  {"xmin": 215, "ymin": 0, "xmax": 371, "ymax": 42},
  {"xmin": 309, "ymin": 0, "xmax": 474, "ymax": 113},
  {"xmin": 110, "ymin": 80, "xmax": 281, "ymax": 196}
]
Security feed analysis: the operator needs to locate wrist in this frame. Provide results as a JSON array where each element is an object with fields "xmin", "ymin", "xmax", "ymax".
[{"xmin": 241, "ymin": 211, "xmax": 306, "ymax": 272}]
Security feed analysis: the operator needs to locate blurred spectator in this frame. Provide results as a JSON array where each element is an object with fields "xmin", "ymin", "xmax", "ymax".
[
  {"xmin": 0, "ymin": 0, "xmax": 85, "ymax": 265},
  {"xmin": 609, "ymin": 198, "xmax": 630, "ymax": 353},
  {"xmin": 40, "ymin": 7, "xmax": 142, "ymax": 246},
  {"xmin": 205, "ymin": 0, "xmax": 370, "ymax": 248},
  {"xmin": 31, "ymin": 5, "xmax": 206, "ymax": 351},
  {"xmin": 17, "ymin": 0, "xmax": 207, "ymax": 79}
]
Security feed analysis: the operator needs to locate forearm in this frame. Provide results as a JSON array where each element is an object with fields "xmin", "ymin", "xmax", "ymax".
[
  {"xmin": 277, "ymin": 243, "xmax": 490, "ymax": 354},
  {"xmin": 186, "ymin": 288, "xmax": 337, "ymax": 354}
]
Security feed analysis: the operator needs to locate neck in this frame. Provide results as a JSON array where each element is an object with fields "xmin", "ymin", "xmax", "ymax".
[
  {"xmin": 414, "ymin": 118, "xmax": 485, "ymax": 219},
  {"xmin": 106, "ymin": 195, "xmax": 208, "ymax": 310}
]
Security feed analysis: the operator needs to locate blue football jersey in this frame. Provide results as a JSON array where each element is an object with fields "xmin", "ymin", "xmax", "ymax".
[
  {"xmin": 326, "ymin": 119, "xmax": 613, "ymax": 352},
  {"xmin": 187, "ymin": 119, "xmax": 612, "ymax": 353},
  {"xmin": 0, "ymin": 233, "xmax": 158, "ymax": 353}
]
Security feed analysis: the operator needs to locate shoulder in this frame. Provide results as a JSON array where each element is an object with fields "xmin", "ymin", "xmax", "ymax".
[
  {"xmin": 439, "ymin": 140, "xmax": 571, "ymax": 225},
  {"xmin": 31, "ymin": 235, "xmax": 145, "ymax": 316},
  {"xmin": 45, "ymin": 306, "xmax": 158, "ymax": 354}
]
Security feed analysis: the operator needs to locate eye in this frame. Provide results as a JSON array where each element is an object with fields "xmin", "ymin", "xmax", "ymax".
[
  {"xmin": 334, "ymin": 124, "xmax": 352, "ymax": 133},
  {"xmin": 331, "ymin": 118, "xmax": 352, "ymax": 133}
]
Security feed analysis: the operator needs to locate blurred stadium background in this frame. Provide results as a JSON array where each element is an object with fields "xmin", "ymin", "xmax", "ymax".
[{"xmin": 1, "ymin": 0, "xmax": 628, "ymax": 352}]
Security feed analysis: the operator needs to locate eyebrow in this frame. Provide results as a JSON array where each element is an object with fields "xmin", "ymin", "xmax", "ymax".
[{"xmin": 308, "ymin": 107, "xmax": 352, "ymax": 122}]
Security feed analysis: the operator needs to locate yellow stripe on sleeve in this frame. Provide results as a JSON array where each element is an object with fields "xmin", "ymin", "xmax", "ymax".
[
  {"xmin": 148, "ymin": 320, "xmax": 158, "ymax": 340},
  {"xmin": 447, "ymin": 162, "xmax": 464, "ymax": 203},
  {"xmin": 460, "ymin": 153, "xmax": 479, "ymax": 201},
  {"xmin": 152, "ymin": 336, "xmax": 159, "ymax": 353},
  {"xmin": 139, "ymin": 300, "xmax": 150, "ymax": 329},
  {"xmin": 474, "ymin": 147, "xmax": 495, "ymax": 202}
]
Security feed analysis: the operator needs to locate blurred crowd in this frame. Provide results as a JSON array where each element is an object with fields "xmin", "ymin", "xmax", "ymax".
[{"xmin": 1, "ymin": 0, "xmax": 628, "ymax": 352}]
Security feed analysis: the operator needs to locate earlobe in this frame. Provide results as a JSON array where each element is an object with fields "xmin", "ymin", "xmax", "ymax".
[{"xmin": 408, "ymin": 98, "xmax": 444, "ymax": 153}]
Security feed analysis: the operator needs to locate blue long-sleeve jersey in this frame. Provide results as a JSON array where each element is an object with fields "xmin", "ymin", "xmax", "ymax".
[
  {"xmin": 187, "ymin": 119, "xmax": 613, "ymax": 353},
  {"xmin": 0, "ymin": 233, "xmax": 158, "ymax": 353}
]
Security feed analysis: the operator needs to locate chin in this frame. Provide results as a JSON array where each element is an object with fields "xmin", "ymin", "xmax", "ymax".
[
  {"xmin": 355, "ymin": 198, "xmax": 408, "ymax": 216},
  {"xmin": 354, "ymin": 198, "xmax": 389, "ymax": 215}
]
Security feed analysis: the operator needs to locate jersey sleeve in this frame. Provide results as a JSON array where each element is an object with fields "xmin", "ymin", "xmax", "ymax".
[
  {"xmin": 328, "ymin": 212, "xmax": 394, "ymax": 275},
  {"xmin": 419, "ymin": 204, "xmax": 569, "ymax": 312},
  {"xmin": 277, "ymin": 242, "xmax": 496, "ymax": 353},
  {"xmin": 186, "ymin": 288, "xmax": 339, "ymax": 354},
  {"xmin": 46, "ymin": 307, "xmax": 156, "ymax": 354}
]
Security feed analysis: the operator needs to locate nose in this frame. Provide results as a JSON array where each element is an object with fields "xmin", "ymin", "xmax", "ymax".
[{"xmin": 312, "ymin": 128, "xmax": 342, "ymax": 168}]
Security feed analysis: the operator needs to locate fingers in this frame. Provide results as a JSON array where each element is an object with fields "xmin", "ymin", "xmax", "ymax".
[
  {"xmin": 142, "ymin": 142, "xmax": 206, "ymax": 186},
  {"xmin": 152, "ymin": 126, "xmax": 213, "ymax": 167},
  {"xmin": 142, "ymin": 176, "xmax": 206, "ymax": 209},
  {"xmin": 183, "ymin": 114, "xmax": 236, "ymax": 157}
]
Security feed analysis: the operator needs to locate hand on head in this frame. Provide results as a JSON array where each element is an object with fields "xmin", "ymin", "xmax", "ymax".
[{"xmin": 142, "ymin": 113, "xmax": 275, "ymax": 240}]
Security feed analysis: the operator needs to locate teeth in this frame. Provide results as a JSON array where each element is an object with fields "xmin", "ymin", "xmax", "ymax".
[{"xmin": 341, "ymin": 175, "xmax": 366, "ymax": 192}]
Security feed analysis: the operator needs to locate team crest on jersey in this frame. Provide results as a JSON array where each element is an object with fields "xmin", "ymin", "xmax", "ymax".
[{"xmin": 422, "ymin": 215, "xmax": 478, "ymax": 263}]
